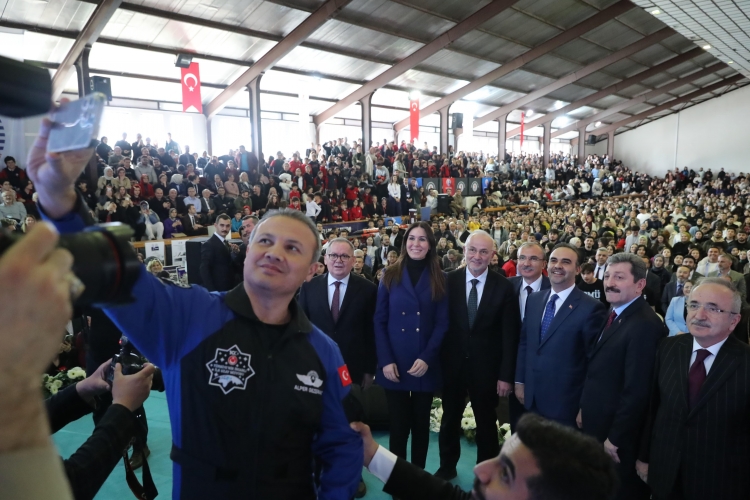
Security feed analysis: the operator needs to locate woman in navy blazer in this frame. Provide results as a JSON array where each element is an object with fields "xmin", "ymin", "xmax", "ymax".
[
  {"xmin": 374, "ymin": 221, "xmax": 448, "ymax": 469},
  {"xmin": 665, "ymin": 280, "xmax": 692, "ymax": 336}
]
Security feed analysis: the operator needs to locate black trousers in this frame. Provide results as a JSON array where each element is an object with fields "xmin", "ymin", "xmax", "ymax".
[
  {"xmin": 384, "ymin": 389, "xmax": 433, "ymax": 469},
  {"xmin": 508, "ymin": 393, "xmax": 526, "ymax": 433},
  {"xmin": 439, "ymin": 361, "xmax": 499, "ymax": 468},
  {"xmin": 612, "ymin": 447, "xmax": 650, "ymax": 500}
]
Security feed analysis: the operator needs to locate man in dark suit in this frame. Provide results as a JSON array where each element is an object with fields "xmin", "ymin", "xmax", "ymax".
[
  {"xmin": 579, "ymin": 253, "xmax": 667, "ymax": 500},
  {"xmin": 181, "ymin": 204, "xmax": 208, "ymax": 236},
  {"xmin": 662, "ymin": 265, "xmax": 691, "ymax": 313},
  {"xmin": 637, "ymin": 277, "xmax": 750, "ymax": 500},
  {"xmin": 515, "ymin": 243, "xmax": 607, "ymax": 428},
  {"xmin": 373, "ymin": 234, "xmax": 396, "ymax": 272},
  {"xmin": 507, "ymin": 242, "xmax": 550, "ymax": 431},
  {"xmin": 199, "ymin": 214, "xmax": 237, "ymax": 292},
  {"xmin": 436, "ymin": 232, "xmax": 521, "ymax": 480},
  {"xmin": 352, "ymin": 413, "xmax": 617, "ymax": 500},
  {"xmin": 199, "ymin": 189, "xmax": 217, "ymax": 224}
]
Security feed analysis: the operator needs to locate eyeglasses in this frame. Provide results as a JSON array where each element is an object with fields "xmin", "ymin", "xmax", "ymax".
[
  {"xmin": 517, "ymin": 255, "xmax": 543, "ymax": 262},
  {"xmin": 687, "ymin": 303, "xmax": 739, "ymax": 315},
  {"xmin": 327, "ymin": 253, "xmax": 351, "ymax": 262}
]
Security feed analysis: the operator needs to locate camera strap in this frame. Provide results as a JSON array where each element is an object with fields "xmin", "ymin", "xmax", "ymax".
[{"xmin": 123, "ymin": 445, "xmax": 158, "ymax": 500}]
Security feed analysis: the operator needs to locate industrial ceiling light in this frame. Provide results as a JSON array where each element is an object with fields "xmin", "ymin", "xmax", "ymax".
[
  {"xmin": 702, "ymin": 44, "xmax": 711, "ymax": 50},
  {"xmin": 650, "ymin": 9, "xmax": 660, "ymax": 15},
  {"xmin": 526, "ymin": 110, "xmax": 534, "ymax": 117},
  {"xmin": 408, "ymin": 90, "xmax": 421, "ymax": 100},
  {"xmin": 595, "ymin": 121, "xmax": 602, "ymax": 127},
  {"xmin": 175, "ymin": 53, "xmax": 193, "ymax": 68},
  {"xmin": 728, "ymin": 61, "xmax": 734, "ymax": 64}
]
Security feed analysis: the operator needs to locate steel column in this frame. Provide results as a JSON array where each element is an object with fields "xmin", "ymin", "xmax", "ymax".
[
  {"xmin": 607, "ymin": 130, "xmax": 614, "ymax": 160},
  {"xmin": 497, "ymin": 115, "xmax": 507, "ymax": 159},
  {"xmin": 577, "ymin": 129, "xmax": 586, "ymax": 166},
  {"xmin": 439, "ymin": 106, "xmax": 451, "ymax": 155},
  {"xmin": 248, "ymin": 75, "xmax": 264, "ymax": 163},
  {"xmin": 360, "ymin": 92, "xmax": 373, "ymax": 152},
  {"xmin": 73, "ymin": 45, "xmax": 91, "ymax": 98},
  {"xmin": 543, "ymin": 122, "xmax": 551, "ymax": 168}
]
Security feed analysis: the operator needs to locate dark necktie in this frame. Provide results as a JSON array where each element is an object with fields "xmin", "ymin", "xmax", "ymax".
[
  {"xmin": 676, "ymin": 283, "xmax": 683, "ymax": 296},
  {"xmin": 468, "ymin": 279, "xmax": 479, "ymax": 329},
  {"xmin": 525, "ymin": 285, "xmax": 533, "ymax": 298},
  {"xmin": 540, "ymin": 294, "xmax": 558, "ymax": 342},
  {"xmin": 688, "ymin": 349, "xmax": 711, "ymax": 408},
  {"xmin": 224, "ymin": 240, "xmax": 231, "ymax": 252},
  {"xmin": 604, "ymin": 310, "xmax": 618, "ymax": 330},
  {"xmin": 331, "ymin": 281, "xmax": 342, "ymax": 323}
]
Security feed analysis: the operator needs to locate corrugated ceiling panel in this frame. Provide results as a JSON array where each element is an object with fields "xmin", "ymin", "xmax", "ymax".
[
  {"xmin": 276, "ymin": 46, "xmax": 388, "ymax": 81},
  {"xmin": 523, "ymin": 54, "xmax": 581, "ymax": 79},
  {"xmin": 450, "ymin": 30, "xmax": 528, "ymax": 64},
  {"xmin": 0, "ymin": 0, "xmax": 95, "ymax": 31},
  {"xmin": 418, "ymin": 50, "xmax": 500, "ymax": 80},
  {"xmin": 22, "ymin": 32, "xmax": 75, "ymax": 64},
  {"xmin": 390, "ymin": 69, "xmax": 468, "ymax": 94},
  {"xmin": 490, "ymin": 69, "xmax": 556, "ymax": 92},
  {"xmin": 576, "ymin": 71, "xmax": 621, "ymax": 89},
  {"xmin": 628, "ymin": 43, "xmax": 678, "ymax": 67},
  {"xmin": 546, "ymin": 84, "xmax": 597, "ymax": 104},
  {"xmin": 514, "ymin": 0, "xmax": 596, "ymax": 30},
  {"xmin": 603, "ymin": 58, "xmax": 649, "ymax": 79},
  {"xmin": 341, "ymin": 0, "xmax": 453, "ymax": 42},
  {"xmin": 395, "ymin": 0, "xmax": 495, "ymax": 22},
  {"xmin": 583, "ymin": 19, "xmax": 645, "ymax": 51},
  {"xmin": 553, "ymin": 38, "xmax": 611, "ymax": 66},
  {"xmin": 616, "ymin": 7, "xmax": 667, "ymax": 35},
  {"xmin": 306, "ymin": 19, "xmax": 421, "ymax": 62},
  {"xmin": 481, "ymin": 10, "xmax": 561, "ymax": 48}
]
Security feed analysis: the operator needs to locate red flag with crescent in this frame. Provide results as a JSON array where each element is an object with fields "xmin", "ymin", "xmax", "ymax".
[
  {"xmin": 520, "ymin": 112, "xmax": 525, "ymax": 149},
  {"xmin": 410, "ymin": 98, "xmax": 419, "ymax": 142},
  {"xmin": 181, "ymin": 62, "xmax": 202, "ymax": 113}
]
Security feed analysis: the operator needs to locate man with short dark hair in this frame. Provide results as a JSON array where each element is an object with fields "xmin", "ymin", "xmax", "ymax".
[
  {"xmin": 200, "ymin": 214, "xmax": 238, "ymax": 292},
  {"xmin": 580, "ymin": 253, "xmax": 667, "ymax": 500},
  {"xmin": 352, "ymin": 413, "xmax": 618, "ymax": 500},
  {"xmin": 0, "ymin": 156, "xmax": 27, "ymax": 191}
]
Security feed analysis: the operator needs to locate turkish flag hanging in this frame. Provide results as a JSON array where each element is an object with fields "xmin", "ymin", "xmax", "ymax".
[
  {"xmin": 520, "ymin": 112, "xmax": 525, "ymax": 149},
  {"xmin": 410, "ymin": 99, "xmax": 419, "ymax": 142},
  {"xmin": 181, "ymin": 62, "xmax": 202, "ymax": 113}
]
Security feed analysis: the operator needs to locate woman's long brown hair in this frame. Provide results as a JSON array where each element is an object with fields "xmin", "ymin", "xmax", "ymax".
[{"xmin": 381, "ymin": 221, "xmax": 446, "ymax": 301}]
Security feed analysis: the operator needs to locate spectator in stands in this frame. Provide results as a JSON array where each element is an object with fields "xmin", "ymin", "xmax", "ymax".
[
  {"xmin": 164, "ymin": 208, "xmax": 183, "ymax": 238},
  {"xmin": 665, "ymin": 280, "xmax": 692, "ymax": 336}
]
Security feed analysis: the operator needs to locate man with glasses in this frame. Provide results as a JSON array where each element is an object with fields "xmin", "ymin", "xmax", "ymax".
[
  {"xmin": 637, "ymin": 278, "xmax": 750, "ymax": 500},
  {"xmin": 299, "ymin": 238, "xmax": 377, "ymax": 498},
  {"xmin": 580, "ymin": 253, "xmax": 666, "ymax": 500}
]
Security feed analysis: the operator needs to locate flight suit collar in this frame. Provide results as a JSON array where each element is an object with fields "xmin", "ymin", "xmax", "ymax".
[{"xmin": 224, "ymin": 284, "xmax": 313, "ymax": 335}]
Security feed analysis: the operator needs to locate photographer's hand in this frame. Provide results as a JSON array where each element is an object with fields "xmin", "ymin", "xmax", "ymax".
[
  {"xmin": 111, "ymin": 363, "xmax": 155, "ymax": 412},
  {"xmin": 75, "ymin": 359, "xmax": 112, "ymax": 404},
  {"xmin": 27, "ymin": 108, "xmax": 95, "ymax": 219},
  {"xmin": 0, "ymin": 222, "xmax": 75, "ymax": 452}
]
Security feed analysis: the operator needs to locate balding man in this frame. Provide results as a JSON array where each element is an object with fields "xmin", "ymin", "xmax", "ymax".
[
  {"xmin": 436, "ymin": 231, "xmax": 521, "ymax": 480},
  {"xmin": 638, "ymin": 278, "xmax": 750, "ymax": 500}
]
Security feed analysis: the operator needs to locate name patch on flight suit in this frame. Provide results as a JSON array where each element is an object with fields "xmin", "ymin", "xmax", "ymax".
[
  {"xmin": 295, "ymin": 370, "xmax": 324, "ymax": 395},
  {"xmin": 206, "ymin": 344, "xmax": 255, "ymax": 394}
]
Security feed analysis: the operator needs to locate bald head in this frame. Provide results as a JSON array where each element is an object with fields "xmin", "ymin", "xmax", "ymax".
[{"xmin": 465, "ymin": 231, "xmax": 495, "ymax": 277}]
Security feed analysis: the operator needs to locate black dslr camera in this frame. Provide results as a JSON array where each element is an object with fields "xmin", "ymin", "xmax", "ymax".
[{"xmin": 105, "ymin": 336, "xmax": 144, "ymax": 385}]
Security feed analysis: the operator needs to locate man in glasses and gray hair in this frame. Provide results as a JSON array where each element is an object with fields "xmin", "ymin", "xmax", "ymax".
[{"xmin": 636, "ymin": 277, "xmax": 750, "ymax": 500}]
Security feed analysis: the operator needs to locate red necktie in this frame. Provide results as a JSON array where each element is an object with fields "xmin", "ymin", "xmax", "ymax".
[
  {"xmin": 688, "ymin": 349, "xmax": 711, "ymax": 409},
  {"xmin": 604, "ymin": 310, "xmax": 618, "ymax": 330},
  {"xmin": 331, "ymin": 281, "xmax": 342, "ymax": 323}
]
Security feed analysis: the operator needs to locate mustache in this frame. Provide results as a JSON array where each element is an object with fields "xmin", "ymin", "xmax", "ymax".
[
  {"xmin": 691, "ymin": 320, "xmax": 711, "ymax": 328},
  {"xmin": 605, "ymin": 287, "xmax": 620, "ymax": 293}
]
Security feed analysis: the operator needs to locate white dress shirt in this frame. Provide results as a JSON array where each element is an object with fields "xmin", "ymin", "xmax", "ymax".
[
  {"xmin": 594, "ymin": 264, "xmax": 607, "ymax": 280},
  {"xmin": 543, "ymin": 284, "xmax": 575, "ymax": 321},
  {"xmin": 213, "ymin": 232, "xmax": 226, "ymax": 243},
  {"xmin": 327, "ymin": 273, "xmax": 350, "ymax": 310},
  {"xmin": 690, "ymin": 337, "xmax": 728, "ymax": 375},
  {"xmin": 519, "ymin": 275, "xmax": 544, "ymax": 321},
  {"xmin": 367, "ymin": 446, "xmax": 398, "ymax": 484},
  {"xmin": 466, "ymin": 268, "xmax": 488, "ymax": 306}
]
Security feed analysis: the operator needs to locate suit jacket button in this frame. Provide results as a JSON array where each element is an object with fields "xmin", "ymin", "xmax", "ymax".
[
  {"xmin": 402, "ymin": 328, "xmax": 405, "ymax": 332},
  {"xmin": 402, "ymin": 312, "xmax": 405, "ymax": 315},
  {"xmin": 417, "ymin": 312, "xmax": 420, "ymax": 315},
  {"xmin": 416, "ymin": 328, "xmax": 420, "ymax": 332}
]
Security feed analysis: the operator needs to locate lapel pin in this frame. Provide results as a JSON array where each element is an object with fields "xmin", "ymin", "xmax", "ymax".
[{"xmin": 569, "ymin": 305, "xmax": 573, "ymax": 309}]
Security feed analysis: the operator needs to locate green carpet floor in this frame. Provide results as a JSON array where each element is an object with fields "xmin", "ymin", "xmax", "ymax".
[{"xmin": 53, "ymin": 391, "xmax": 479, "ymax": 499}]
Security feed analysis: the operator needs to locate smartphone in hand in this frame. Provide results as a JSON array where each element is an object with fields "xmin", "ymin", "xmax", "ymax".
[{"xmin": 48, "ymin": 93, "xmax": 106, "ymax": 153}]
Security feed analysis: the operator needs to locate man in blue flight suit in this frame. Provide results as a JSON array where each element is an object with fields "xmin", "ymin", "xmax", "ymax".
[{"xmin": 28, "ymin": 117, "xmax": 363, "ymax": 500}]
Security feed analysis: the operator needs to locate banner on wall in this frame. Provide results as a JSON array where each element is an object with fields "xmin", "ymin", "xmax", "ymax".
[
  {"xmin": 171, "ymin": 239, "xmax": 187, "ymax": 267},
  {"xmin": 520, "ymin": 112, "xmax": 525, "ymax": 149},
  {"xmin": 468, "ymin": 178, "xmax": 482, "ymax": 196},
  {"xmin": 145, "ymin": 241, "xmax": 166, "ymax": 263},
  {"xmin": 481, "ymin": 177, "xmax": 492, "ymax": 193},
  {"xmin": 422, "ymin": 178, "xmax": 439, "ymax": 194},
  {"xmin": 409, "ymin": 98, "xmax": 419, "ymax": 142},
  {"xmin": 454, "ymin": 178, "xmax": 470, "ymax": 196},
  {"xmin": 441, "ymin": 177, "xmax": 455, "ymax": 195},
  {"xmin": 181, "ymin": 62, "xmax": 202, "ymax": 113}
]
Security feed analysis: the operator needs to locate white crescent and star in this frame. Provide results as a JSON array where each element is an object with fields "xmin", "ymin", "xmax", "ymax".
[
  {"xmin": 183, "ymin": 73, "xmax": 198, "ymax": 92},
  {"xmin": 411, "ymin": 102, "xmax": 418, "ymax": 111}
]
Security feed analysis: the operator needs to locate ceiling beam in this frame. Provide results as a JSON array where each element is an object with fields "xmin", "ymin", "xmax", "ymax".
[
  {"xmin": 312, "ymin": 0, "xmax": 519, "ymax": 127},
  {"xmin": 204, "ymin": 0, "xmax": 352, "ymax": 119},
  {"xmin": 590, "ymin": 74, "xmax": 746, "ymax": 136},
  {"xmin": 473, "ymin": 28, "xmax": 673, "ymax": 128},
  {"xmin": 504, "ymin": 46, "xmax": 705, "ymax": 138},
  {"xmin": 393, "ymin": 0, "xmax": 635, "ymax": 133},
  {"xmin": 50, "ymin": 0, "xmax": 122, "ymax": 99},
  {"xmin": 551, "ymin": 62, "xmax": 727, "ymax": 138}
]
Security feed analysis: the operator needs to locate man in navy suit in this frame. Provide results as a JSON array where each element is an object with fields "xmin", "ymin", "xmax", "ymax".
[
  {"xmin": 515, "ymin": 243, "xmax": 607, "ymax": 428},
  {"xmin": 508, "ymin": 242, "xmax": 550, "ymax": 430}
]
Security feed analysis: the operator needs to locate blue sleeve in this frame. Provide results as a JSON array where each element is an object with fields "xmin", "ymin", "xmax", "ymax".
[
  {"xmin": 418, "ymin": 288, "xmax": 449, "ymax": 367},
  {"xmin": 307, "ymin": 329, "xmax": 363, "ymax": 500},
  {"xmin": 373, "ymin": 281, "xmax": 395, "ymax": 367},
  {"xmin": 41, "ymin": 200, "xmax": 234, "ymax": 368},
  {"xmin": 102, "ymin": 268, "xmax": 234, "ymax": 368},
  {"xmin": 664, "ymin": 299, "xmax": 680, "ymax": 336}
]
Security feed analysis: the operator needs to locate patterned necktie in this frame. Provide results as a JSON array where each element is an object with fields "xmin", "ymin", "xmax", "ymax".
[
  {"xmin": 604, "ymin": 310, "xmax": 618, "ymax": 330},
  {"xmin": 331, "ymin": 281, "xmax": 342, "ymax": 323},
  {"xmin": 540, "ymin": 294, "xmax": 558, "ymax": 342},
  {"xmin": 468, "ymin": 279, "xmax": 479, "ymax": 329},
  {"xmin": 688, "ymin": 349, "xmax": 711, "ymax": 409},
  {"xmin": 676, "ymin": 283, "xmax": 683, "ymax": 296}
]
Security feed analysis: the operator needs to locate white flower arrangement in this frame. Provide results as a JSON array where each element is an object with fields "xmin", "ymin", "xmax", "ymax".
[
  {"xmin": 42, "ymin": 366, "xmax": 87, "ymax": 398},
  {"xmin": 430, "ymin": 397, "xmax": 512, "ymax": 445}
]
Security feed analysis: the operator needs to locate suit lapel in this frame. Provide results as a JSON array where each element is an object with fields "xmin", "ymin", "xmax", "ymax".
[
  {"xmin": 592, "ymin": 298, "xmax": 642, "ymax": 356},
  {"xmin": 677, "ymin": 336, "xmax": 692, "ymax": 411},
  {"xmin": 318, "ymin": 275, "xmax": 336, "ymax": 324},
  {"xmin": 456, "ymin": 269, "xmax": 471, "ymax": 332},
  {"xmin": 688, "ymin": 338, "xmax": 743, "ymax": 418},
  {"xmin": 539, "ymin": 289, "xmax": 579, "ymax": 348},
  {"xmin": 336, "ymin": 275, "xmax": 357, "ymax": 322}
]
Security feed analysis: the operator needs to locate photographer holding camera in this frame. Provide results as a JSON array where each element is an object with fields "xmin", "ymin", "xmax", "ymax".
[
  {"xmin": 30, "ymin": 111, "xmax": 363, "ymax": 499},
  {"xmin": 47, "ymin": 357, "xmax": 155, "ymax": 500}
]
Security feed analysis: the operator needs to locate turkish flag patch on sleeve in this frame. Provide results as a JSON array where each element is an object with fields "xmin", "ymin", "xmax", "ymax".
[{"xmin": 338, "ymin": 365, "xmax": 352, "ymax": 387}]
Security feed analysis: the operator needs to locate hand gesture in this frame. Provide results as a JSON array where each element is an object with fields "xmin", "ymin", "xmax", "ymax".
[
  {"xmin": 382, "ymin": 363, "xmax": 399, "ymax": 383},
  {"xmin": 407, "ymin": 359, "xmax": 428, "ymax": 377}
]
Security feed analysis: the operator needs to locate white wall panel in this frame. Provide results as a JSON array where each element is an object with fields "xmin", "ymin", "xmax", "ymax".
[{"xmin": 614, "ymin": 114, "xmax": 678, "ymax": 175}]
